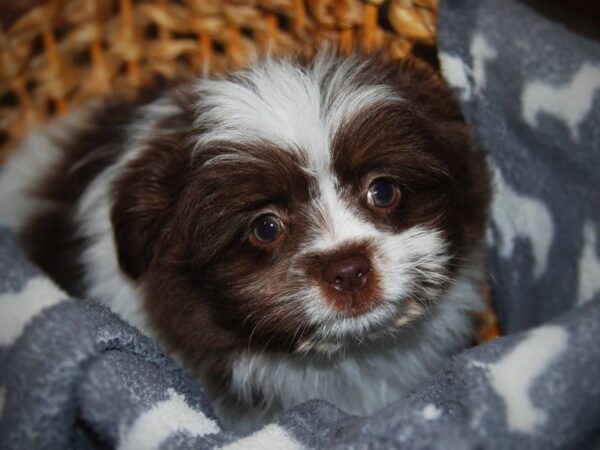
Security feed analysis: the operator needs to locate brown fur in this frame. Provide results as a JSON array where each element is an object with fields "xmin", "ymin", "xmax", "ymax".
[{"xmin": 20, "ymin": 94, "xmax": 161, "ymax": 294}]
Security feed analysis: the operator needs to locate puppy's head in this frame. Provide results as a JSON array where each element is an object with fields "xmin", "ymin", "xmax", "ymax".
[{"xmin": 111, "ymin": 51, "xmax": 490, "ymax": 359}]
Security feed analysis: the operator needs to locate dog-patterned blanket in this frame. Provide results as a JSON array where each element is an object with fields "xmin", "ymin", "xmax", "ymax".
[{"xmin": 1, "ymin": 0, "xmax": 599, "ymax": 448}]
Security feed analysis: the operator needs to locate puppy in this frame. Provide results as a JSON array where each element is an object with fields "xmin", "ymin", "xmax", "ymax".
[{"xmin": 0, "ymin": 50, "xmax": 491, "ymax": 431}]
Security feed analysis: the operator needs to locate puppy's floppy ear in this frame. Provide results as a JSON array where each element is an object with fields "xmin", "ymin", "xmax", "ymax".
[
  {"xmin": 110, "ymin": 113, "xmax": 192, "ymax": 280},
  {"xmin": 390, "ymin": 56, "xmax": 465, "ymax": 122}
]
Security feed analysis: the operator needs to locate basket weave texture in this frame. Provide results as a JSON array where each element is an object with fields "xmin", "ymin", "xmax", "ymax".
[{"xmin": 0, "ymin": 0, "xmax": 437, "ymax": 157}]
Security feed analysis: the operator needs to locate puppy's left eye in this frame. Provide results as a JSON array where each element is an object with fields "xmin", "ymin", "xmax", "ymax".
[
  {"xmin": 367, "ymin": 180, "xmax": 401, "ymax": 210},
  {"xmin": 249, "ymin": 213, "xmax": 286, "ymax": 248}
]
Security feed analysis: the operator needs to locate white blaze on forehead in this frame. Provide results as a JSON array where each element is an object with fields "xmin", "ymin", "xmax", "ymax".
[
  {"xmin": 193, "ymin": 52, "xmax": 400, "ymax": 173},
  {"xmin": 307, "ymin": 175, "xmax": 379, "ymax": 250}
]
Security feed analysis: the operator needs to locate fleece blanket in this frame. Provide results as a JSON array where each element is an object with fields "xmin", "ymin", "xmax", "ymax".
[{"xmin": 1, "ymin": 0, "xmax": 600, "ymax": 448}]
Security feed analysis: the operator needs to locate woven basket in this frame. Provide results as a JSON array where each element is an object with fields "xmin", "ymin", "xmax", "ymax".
[{"xmin": 0, "ymin": 0, "xmax": 439, "ymax": 158}]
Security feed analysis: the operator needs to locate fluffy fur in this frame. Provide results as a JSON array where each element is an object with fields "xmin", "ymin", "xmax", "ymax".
[{"xmin": 0, "ymin": 50, "xmax": 491, "ymax": 431}]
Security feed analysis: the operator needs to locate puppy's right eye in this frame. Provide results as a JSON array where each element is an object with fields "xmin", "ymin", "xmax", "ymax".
[
  {"xmin": 366, "ymin": 179, "xmax": 402, "ymax": 212},
  {"xmin": 249, "ymin": 214, "xmax": 285, "ymax": 247}
]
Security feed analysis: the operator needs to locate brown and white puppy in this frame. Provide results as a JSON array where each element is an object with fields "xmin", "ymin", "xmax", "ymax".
[{"xmin": 0, "ymin": 50, "xmax": 491, "ymax": 430}]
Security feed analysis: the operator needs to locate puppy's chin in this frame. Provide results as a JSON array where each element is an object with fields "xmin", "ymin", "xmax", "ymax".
[{"xmin": 293, "ymin": 297, "xmax": 430, "ymax": 357}]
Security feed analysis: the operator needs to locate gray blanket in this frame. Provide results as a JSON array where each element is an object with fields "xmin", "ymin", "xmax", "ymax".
[{"xmin": 1, "ymin": 1, "xmax": 599, "ymax": 448}]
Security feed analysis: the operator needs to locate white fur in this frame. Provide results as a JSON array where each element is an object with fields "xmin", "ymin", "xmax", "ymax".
[
  {"xmin": 305, "ymin": 175, "xmax": 377, "ymax": 252},
  {"xmin": 194, "ymin": 51, "xmax": 401, "ymax": 174}
]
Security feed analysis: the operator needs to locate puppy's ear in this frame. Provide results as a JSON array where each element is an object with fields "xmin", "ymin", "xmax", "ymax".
[
  {"xmin": 391, "ymin": 57, "xmax": 465, "ymax": 122},
  {"xmin": 110, "ymin": 114, "xmax": 191, "ymax": 280}
]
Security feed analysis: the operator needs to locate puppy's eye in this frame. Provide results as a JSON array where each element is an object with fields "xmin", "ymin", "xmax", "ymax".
[
  {"xmin": 250, "ymin": 214, "xmax": 284, "ymax": 245},
  {"xmin": 367, "ymin": 180, "xmax": 401, "ymax": 210}
]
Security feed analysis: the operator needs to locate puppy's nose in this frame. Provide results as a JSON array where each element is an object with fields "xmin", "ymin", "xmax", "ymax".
[{"xmin": 322, "ymin": 255, "xmax": 371, "ymax": 295}]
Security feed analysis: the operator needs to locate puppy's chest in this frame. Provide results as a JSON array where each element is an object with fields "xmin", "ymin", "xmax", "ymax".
[{"xmin": 226, "ymin": 337, "xmax": 450, "ymax": 416}]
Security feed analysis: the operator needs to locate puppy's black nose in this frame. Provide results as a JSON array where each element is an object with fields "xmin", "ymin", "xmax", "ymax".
[{"xmin": 322, "ymin": 255, "xmax": 371, "ymax": 295}]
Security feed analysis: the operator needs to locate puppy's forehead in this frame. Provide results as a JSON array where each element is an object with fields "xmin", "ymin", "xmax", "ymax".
[{"xmin": 193, "ymin": 53, "xmax": 401, "ymax": 174}]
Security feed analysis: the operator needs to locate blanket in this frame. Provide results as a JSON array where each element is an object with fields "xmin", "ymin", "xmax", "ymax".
[{"xmin": 1, "ymin": 0, "xmax": 599, "ymax": 448}]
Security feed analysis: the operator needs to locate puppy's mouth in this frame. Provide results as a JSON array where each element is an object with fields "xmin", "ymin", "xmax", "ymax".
[
  {"xmin": 295, "ymin": 298, "xmax": 427, "ymax": 358},
  {"xmin": 319, "ymin": 287, "xmax": 381, "ymax": 318},
  {"xmin": 294, "ymin": 296, "xmax": 428, "ymax": 357}
]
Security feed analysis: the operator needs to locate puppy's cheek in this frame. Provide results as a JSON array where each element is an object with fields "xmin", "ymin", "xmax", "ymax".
[
  {"xmin": 376, "ymin": 226, "xmax": 452, "ymax": 302},
  {"xmin": 287, "ymin": 285, "xmax": 332, "ymax": 325},
  {"xmin": 212, "ymin": 270, "xmax": 318, "ymax": 350}
]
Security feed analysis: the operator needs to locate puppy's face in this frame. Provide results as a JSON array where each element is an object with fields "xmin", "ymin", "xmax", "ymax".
[{"xmin": 112, "ymin": 53, "xmax": 490, "ymax": 358}]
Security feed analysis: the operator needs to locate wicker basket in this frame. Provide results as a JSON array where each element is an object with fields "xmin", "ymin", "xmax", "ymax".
[{"xmin": 0, "ymin": 0, "xmax": 438, "ymax": 158}]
